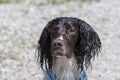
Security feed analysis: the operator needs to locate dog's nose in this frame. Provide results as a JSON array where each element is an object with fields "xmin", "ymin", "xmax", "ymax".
[{"xmin": 53, "ymin": 40, "xmax": 63, "ymax": 48}]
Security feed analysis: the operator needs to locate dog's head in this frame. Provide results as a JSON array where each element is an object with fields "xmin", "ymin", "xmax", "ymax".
[{"xmin": 37, "ymin": 17, "xmax": 101, "ymax": 71}]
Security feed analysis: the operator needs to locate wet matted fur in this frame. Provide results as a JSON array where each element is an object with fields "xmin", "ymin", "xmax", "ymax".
[{"xmin": 36, "ymin": 17, "xmax": 101, "ymax": 80}]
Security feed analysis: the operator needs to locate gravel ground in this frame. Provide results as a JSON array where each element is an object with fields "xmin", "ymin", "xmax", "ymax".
[{"xmin": 0, "ymin": 0, "xmax": 120, "ymax": 80}]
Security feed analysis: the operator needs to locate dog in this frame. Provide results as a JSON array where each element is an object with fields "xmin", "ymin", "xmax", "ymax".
[{"xmin": 36, "ymin": 17, "xmax": 101, "ymax": 80}]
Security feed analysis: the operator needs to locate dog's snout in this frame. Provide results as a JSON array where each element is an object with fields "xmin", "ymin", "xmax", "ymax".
[{"xmin": 53, "ymin": 40, "xmax": 63, "ymax": 48}]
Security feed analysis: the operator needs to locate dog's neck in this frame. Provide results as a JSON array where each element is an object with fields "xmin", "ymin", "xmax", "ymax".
[{"xmin": 52, "ymin": 57, "xmax": 82, "ymax": 80}]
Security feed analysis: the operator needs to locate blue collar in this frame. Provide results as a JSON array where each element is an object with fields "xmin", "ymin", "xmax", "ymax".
[{"xmin": 47, "ymin": 70, "xmax": 87, "ymax": 80}]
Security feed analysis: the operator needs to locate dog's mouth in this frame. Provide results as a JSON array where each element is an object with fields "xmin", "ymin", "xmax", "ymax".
[
  {"xmin": 52, "ymin": 48, "xmax": 73, "ymax": 58},
  {"xmin": 52, "ymin": 49, "xmax": 64, "ymax": 57}
]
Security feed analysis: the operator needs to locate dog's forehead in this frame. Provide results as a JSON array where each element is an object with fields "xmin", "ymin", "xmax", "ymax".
[
  {"xmin": 50, "ymin": 22, "xmax": 78, "ymax": 29},
  {"xmin": 50, "ymin": 18, "xmax": 78, "ymax": 26}
]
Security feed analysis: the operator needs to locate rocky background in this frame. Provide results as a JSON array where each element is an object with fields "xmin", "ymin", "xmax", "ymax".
[{"xmin": 0, "ymin": 0, "xmax": 120, "ymax": 80}]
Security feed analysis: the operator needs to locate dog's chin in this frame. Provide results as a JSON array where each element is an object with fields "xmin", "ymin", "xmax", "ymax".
[{"xmin": 52, "ymin": 56, "xmax": 81, "ymax": 80}]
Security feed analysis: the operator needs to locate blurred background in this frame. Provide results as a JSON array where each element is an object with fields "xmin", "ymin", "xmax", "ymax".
[{"xmin": 0, "ymin": 0, "xmax": 120, "ymax": 80}]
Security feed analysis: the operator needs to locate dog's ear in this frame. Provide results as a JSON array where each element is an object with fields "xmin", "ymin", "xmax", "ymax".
[
  {"xmin": 75, "ymin": 20, "xmax": 101, "ymax": 69},
  {"xmin": 36, "ymin": 22, "xmax": 53, "ymax": 71}
]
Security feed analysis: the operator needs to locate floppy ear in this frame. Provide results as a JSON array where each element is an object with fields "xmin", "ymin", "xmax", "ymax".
[
  {"xmin": 36, "ymin": 22, "xmax": 53, "ymax": 71},
  {"xmin": 75, "ymin": 20, "xmax": 101, "ymax": 69}
]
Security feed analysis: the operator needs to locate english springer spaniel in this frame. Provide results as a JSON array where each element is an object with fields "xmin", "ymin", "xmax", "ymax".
[{"xmin": 36, "ymin": 17, "xmax": 101, "ymax": 80}]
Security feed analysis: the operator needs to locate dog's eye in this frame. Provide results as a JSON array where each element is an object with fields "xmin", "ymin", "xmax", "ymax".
[
  {"xmin": 51, "ymin": 27, "xmax": 59, "ymax": 33},
  {"xmin": 68, "ymin": 28, "xmax": 76, "ymax": 34}
]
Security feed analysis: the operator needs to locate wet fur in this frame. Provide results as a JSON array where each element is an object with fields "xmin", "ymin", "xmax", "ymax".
[{"xmin": 36, "ymin": 17, "xmax": 101, "ymax": 80}]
